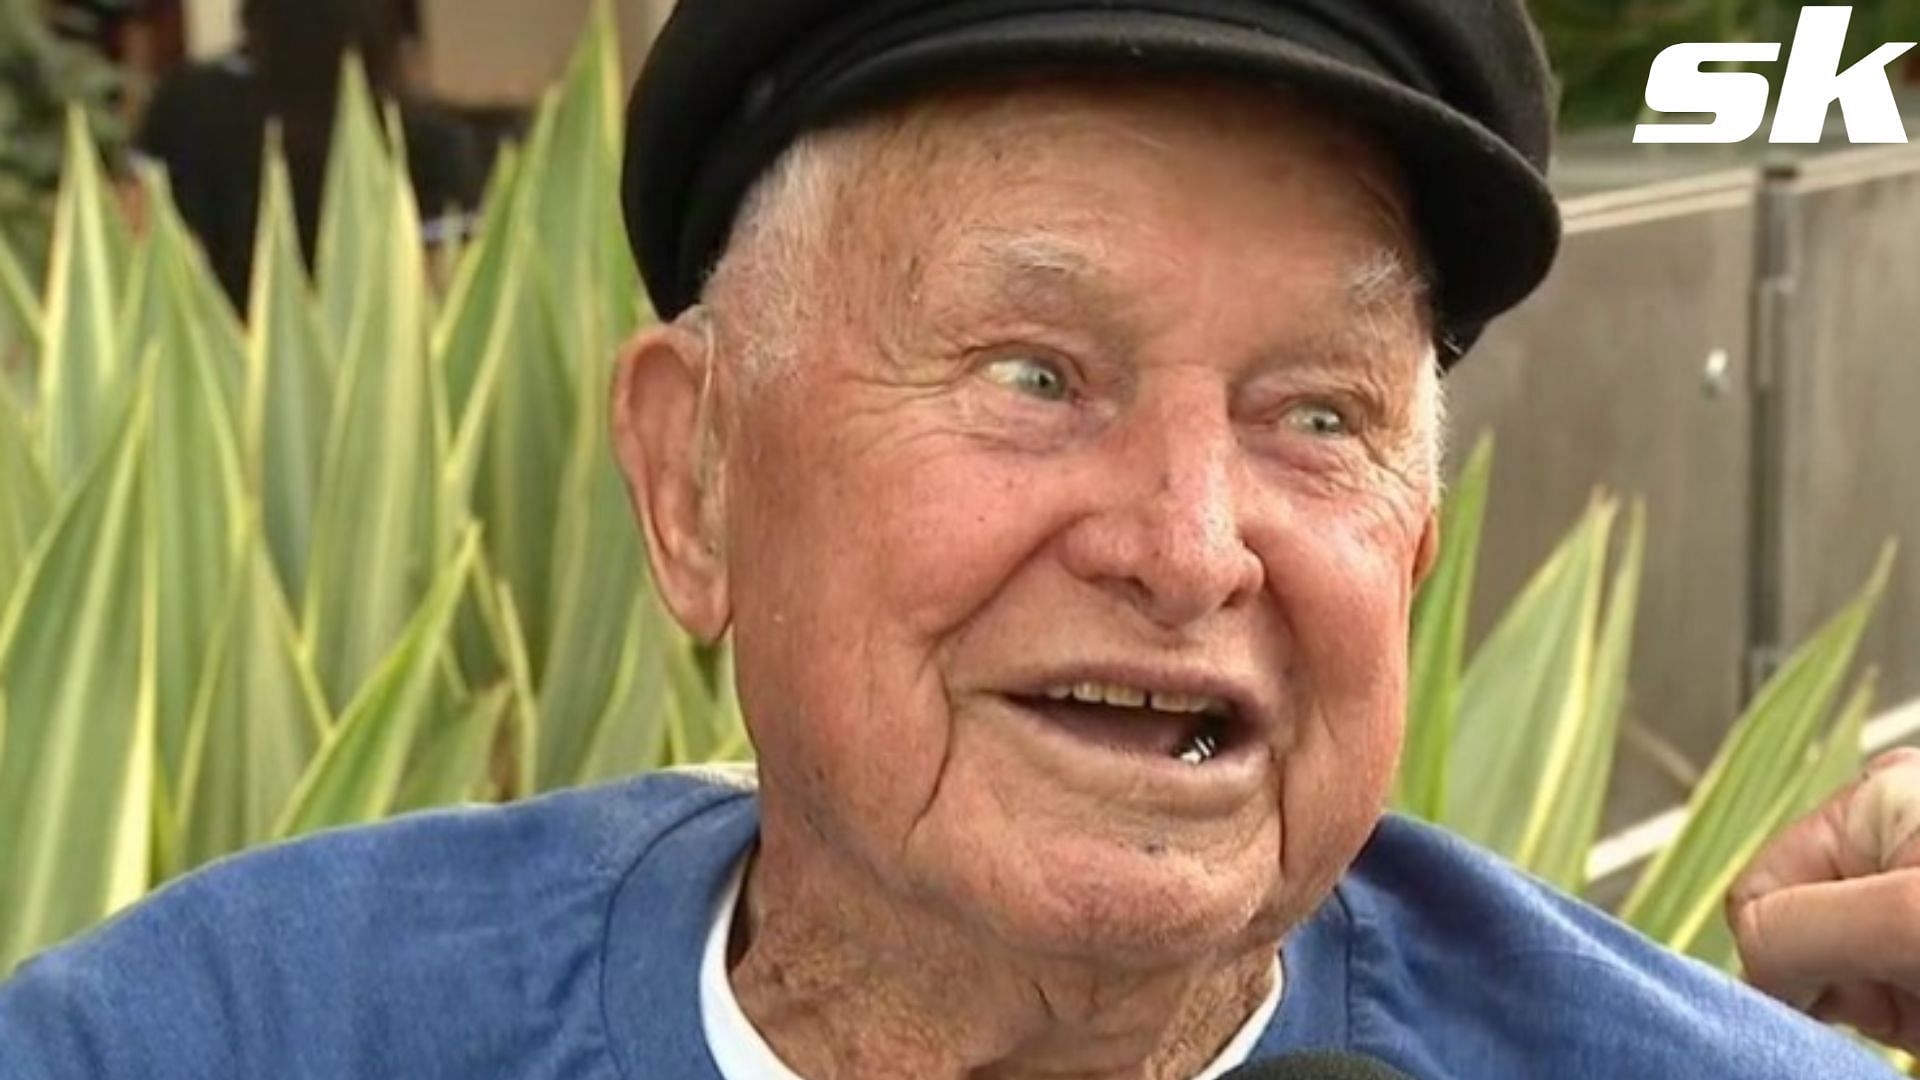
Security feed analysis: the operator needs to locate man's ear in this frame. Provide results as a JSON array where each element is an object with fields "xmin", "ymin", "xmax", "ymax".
[
  {"xmin": 610, "ymin": 317, "xmax": 732, "ymax": 643},
  {"xmin": 1411, "ymin": 511, "xmax": 1441, "ymax": 592}
]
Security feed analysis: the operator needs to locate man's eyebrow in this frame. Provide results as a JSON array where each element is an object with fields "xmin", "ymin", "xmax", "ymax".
[
  {"xmin": 1331, "ymin": 246, "xmax": 1434, "ymax": 361},
  {"xmin": 968, "ymin": 232, "xmax": 1101, "ymax": 277},
  {"xmin": 928, "ymin": 232, "xmax": 1429, "ymax": 370},
  {"xmin": 1254, "ymin": 253, "xmax": 1431, "ymax": 383},
  {"xmin": 939, "ymin": 232, "xmax": 1132, "ymax": 327},
  {"xmin": 1346, "ymin": 247, "xmax": 1429, "ymax": 313},
  {"xmin": 881, "ymin": 230, "xmax": 1134, "ymax": 366}
]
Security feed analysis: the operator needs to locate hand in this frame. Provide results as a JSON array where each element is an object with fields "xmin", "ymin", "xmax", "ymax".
[{"xmin": 1728, "ymin": 748, "xmax": 1920, "ymax": 1051}]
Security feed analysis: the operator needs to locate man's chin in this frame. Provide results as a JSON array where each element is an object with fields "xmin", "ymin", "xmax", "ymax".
[{"xmin": 940, "ymin": 834, "xmax": 1292, "ymax": 967}]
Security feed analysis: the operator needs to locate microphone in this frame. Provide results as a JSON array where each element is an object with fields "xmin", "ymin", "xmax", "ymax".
[{"xmin": 1219, "ymin": 1051, "xmax": 1416, "ymax": 1079}]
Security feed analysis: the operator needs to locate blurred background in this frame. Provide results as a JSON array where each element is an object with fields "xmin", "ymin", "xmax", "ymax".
[{"xmin": 2, "ymin": 0, "xmax": 1919, "ymax": 982}]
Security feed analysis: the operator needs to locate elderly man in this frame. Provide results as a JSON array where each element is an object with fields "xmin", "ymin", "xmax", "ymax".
[{"xmin": 0, "ymin": 1, "xmax": 1900, "ymax": 1077}]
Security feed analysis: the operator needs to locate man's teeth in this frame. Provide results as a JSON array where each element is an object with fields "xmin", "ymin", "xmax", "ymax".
[
  {"xmin": 1174, "ymin": 729, "xmax": 1221, "ymax": 766},
  {"xmin": 1042, "ymin": 682, "xmax": 1228, "ymax": 717}
]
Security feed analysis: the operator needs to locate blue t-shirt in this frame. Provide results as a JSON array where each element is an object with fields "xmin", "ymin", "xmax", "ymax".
[{"xmin": 0, "ymin": 773, "xmax": 1896, "ymax": 1078}]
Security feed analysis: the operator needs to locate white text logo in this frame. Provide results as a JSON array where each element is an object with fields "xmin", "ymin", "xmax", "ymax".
[{"xmin": 1635, "ymin": 6, "xmax": 1915, "ymax": 144}]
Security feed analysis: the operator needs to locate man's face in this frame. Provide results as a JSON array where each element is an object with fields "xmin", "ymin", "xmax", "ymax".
[{"xmin": 715, "ymin": 80, "xmax": 1438, "ymax": 961}]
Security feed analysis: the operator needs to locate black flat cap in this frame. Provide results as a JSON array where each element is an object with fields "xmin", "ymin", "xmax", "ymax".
[{"xmin": 623, "ymin": 0, "xmax": 1562, "ymax": 363}]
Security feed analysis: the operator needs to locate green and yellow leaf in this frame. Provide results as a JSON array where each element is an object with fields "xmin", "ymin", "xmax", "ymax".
[
  {"xmin": 315, "ymin": 56, "xmax": 392, "ymax": 358},
  {"xmin": 0, "ymin": 377, "xmax": 52, "ymax": 614},
  {"xmin": 246, "ymin": 134, "xmax": 337, "ymax": 599},
  {"xmin": 303, "ymin": 129, "xmax": 449, "ymax": 710},
  {"xmin": 1399, "ymin": 434, "xmax": 1493, "ymax": 822},
  {"xmin": 535, "ymin": 361, "xmax": 650, "ymax": 789},
  {"xmin": 394, "ymin": 682, "xmax": 512, "ymax": 813},
  {"xmin": 0, "ymin": 386, "xmax": 155, "ymax": 974},
  {"xmin": 38, "ymin": 109, "xmax": 127, "ymax": 488},
  {"xmin": 1620, "ymin": 545, "xmax": 1895, "ymax": 951},
  {"xmin": 1515, "ymin": 501, "xmax": 1646, "ymax": 890},
  {"xmin": 176, "ymin": 520, "xmax": 331, "ymax": 872},
  {"xmin": 277, "ymin": 528, "xmax": 480, "ymax": 839},
  {"xmin": 0, "ymin": 229, "xmax": 43, "ymax": 362},
  {"xmin": 139, "ymin": 177, "xmax": 250, "ymax": 790},
  {"xmin": 1445, "ymin": 497, "xmax": 1614, "ymax": 860}
]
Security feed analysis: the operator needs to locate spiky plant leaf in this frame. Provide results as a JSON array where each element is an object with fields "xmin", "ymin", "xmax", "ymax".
[
  {"xmin": 315, "ymin": 56, "xmax": 390, "ymax": 357},
  {"xmin": 394, "ymin": 682, "xmax": 512, "ymax": 813},
  {"xmin": 278, "ymin": 528, "xmax": 479, "ymax": 838},
  {"xmin": 137, "ymin": 175, "xmax": 249, "ymax": 791},
  {"xmin": 245, "ymin": 134, "xmax": 336, "ymax": 599},
  {"xmin": 181, "ymin": 246, "xmax": 246, "ymax": 423},
  {"xmin": 1621, "ymin": 546, "xmax": 1895, "ymax": 951},
  {"xmin": 681, "ymin": 645, "xmax": 751, "ymax": 766},
  {"xmin": 434, "ymin": 146, "xmax": 522, "ymax": 421},
  {"xmin": 1445, "ymin": 498, "xmax": 1614, "ymax": 859},
  {"xmin": 471, "ymin": 570, "xmax": 540, "ymax": 799},
  {"xmin": 430, "ymin": 158, "xmax": 538, "ymax": 697},
  {"xmin": 534, "ymin": 348, "xmax": 652, "ymax": 789},
  {"xmin": 37, "ymin": 109, "xmax": 125, "ymax": 488},
  {"xmin": 467, "ymin": 244, "xmax": 572, "ymax": 671},
  {"xmin": 1400, "ymin": 434, "xmax": 1493, "ymax": 821},
  {"xmin": 176, "ymin": 518, "xmax": 330, "ymax": 873},
  {"xmin": 1686, "ymin": 666, "xmax": 1878, "ymax": 975},
  {"xmin": 573, "ymin": 598, "xmax": 672, "ymax": 786},
  {"xmin": 0, "ymin": 228, "xmax": 42, "ymax": 361},
  {"xmin": 524, "ymin": 0, "xmax": 638, "ymax": 373},
  {"xmin": 1516, "ymin": 502, "xmax": 1646, "ymax": 890},
  {"xmin": 0, "ymin": 376, "xmax": 50, "ymax": 614},
  {"xmin": 1802, "ymin": 669, "xmax": 1876, "ymax": 819},
  {"xmin": 303, "ymin": 117, "xmax": 449, "ymax": 711},
  {"xmin": 0, "ymin": 385, "xmax": 154, "ymax": 974}
]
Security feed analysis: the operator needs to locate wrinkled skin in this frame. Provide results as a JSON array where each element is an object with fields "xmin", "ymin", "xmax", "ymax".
[
  {"xmin": 614, "ymin": 78, "xmax": 1441, "ymax": 1079},
  {"xmin": 1732, "ymin": 748, "xmax": 1920, "ymax": 1052}
]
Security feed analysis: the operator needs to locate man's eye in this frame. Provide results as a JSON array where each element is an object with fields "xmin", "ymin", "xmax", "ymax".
[
  {"xmin": 1283, "ymin": 401, "xmax": 1352, "ymax": 438},
  {"xmin": 983, "ymin": 356, "xmax": 1071, "ymax": 402}
]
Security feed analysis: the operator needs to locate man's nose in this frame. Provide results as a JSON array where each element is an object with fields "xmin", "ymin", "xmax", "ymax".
[{"xmin": 1057, "ymin": 388, "xmax": 1266, "ymax": 630}]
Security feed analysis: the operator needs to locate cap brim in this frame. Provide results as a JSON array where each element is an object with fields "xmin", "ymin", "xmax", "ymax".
[
  {"xmin": 819, "ymin": 11, "xmax": 1560, "ymax": 359},
  {"xmin": 640, "ymin": 8, "xmax": 1563, "ymax": 363}
]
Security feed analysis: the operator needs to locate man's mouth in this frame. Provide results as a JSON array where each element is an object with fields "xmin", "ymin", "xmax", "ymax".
[{"xmin": 1007, "ymin": 681, "xmax": 1247, "ymax": 766}]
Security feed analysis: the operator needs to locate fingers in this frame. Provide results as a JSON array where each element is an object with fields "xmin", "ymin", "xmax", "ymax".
[
  {"xmin": 1812, "ymin": 984, "xmax": 1899, "ymax": 1040},
  {"xmin": 1729, "ymin": 786, "xmax": 1870, "ymax": 912},
  {"xmin": 1811, "ymin": 982, "xmax": 1920, "ymax": 1057},
  {"xmin": 1727, "ymin": 749, "xmax": 1920, "ymax": 1051},
  {"xmin": 1868, "ymin": 748, "xmax": 1920, "ymax": 777},
  {"xmin": 1735, "ymin": 871, "xmax": 1920, "ymax": 1011},
  {"xmin": 1850, "ymin": 754, "xmax": 1920, "ymax": 873},
  {"xmin": 1730, "ymin": 750, "xmax": 1920, "ymax": 911}
]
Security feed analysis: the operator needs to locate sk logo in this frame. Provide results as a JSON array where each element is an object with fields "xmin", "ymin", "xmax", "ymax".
[{"xmin": 1636, "ymin": 6, "xmax": 1916, "ymax": 144}]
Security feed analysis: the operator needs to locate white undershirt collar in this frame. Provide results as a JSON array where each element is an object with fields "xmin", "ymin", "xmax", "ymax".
[{"xmin": 699, "ymin": 855, "xmax": 1285, "ymax": 1079}]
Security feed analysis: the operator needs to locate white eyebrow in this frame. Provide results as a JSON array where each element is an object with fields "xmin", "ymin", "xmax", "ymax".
[
  {"xmin": 965, "ymin": 231, "xmax": 1102, "ymax": 277},
  {"xmin": 977, "ymin": 232, "xmax": 1423, "ymax": 303},
  {"xmin": 1347, "ymin": 247, "xmax": 1430, "ymax": 312}
]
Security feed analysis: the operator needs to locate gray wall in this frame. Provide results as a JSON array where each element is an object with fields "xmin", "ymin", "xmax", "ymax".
[
  {"xmin": 1456, "ymin": 146, "xmax": 1920, "ymax": 828},
  {"xmin": 1777, "ymin": 152, "xmax": 1920, "ymax": 714}
]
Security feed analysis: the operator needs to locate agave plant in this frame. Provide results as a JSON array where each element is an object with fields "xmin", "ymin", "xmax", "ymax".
[
  {"xmin": 1400, "ymin": 435, "xmax": 1891, "ymax": 967},
  {"xmin": 0, "ymin": 3, "xmax": 746, "ymax": 976}
]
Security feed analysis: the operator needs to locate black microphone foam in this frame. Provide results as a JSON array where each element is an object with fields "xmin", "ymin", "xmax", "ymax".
[{"xmin": 1219, "ymin": 1051, "xmax": 1416, "ymax": 1079}]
